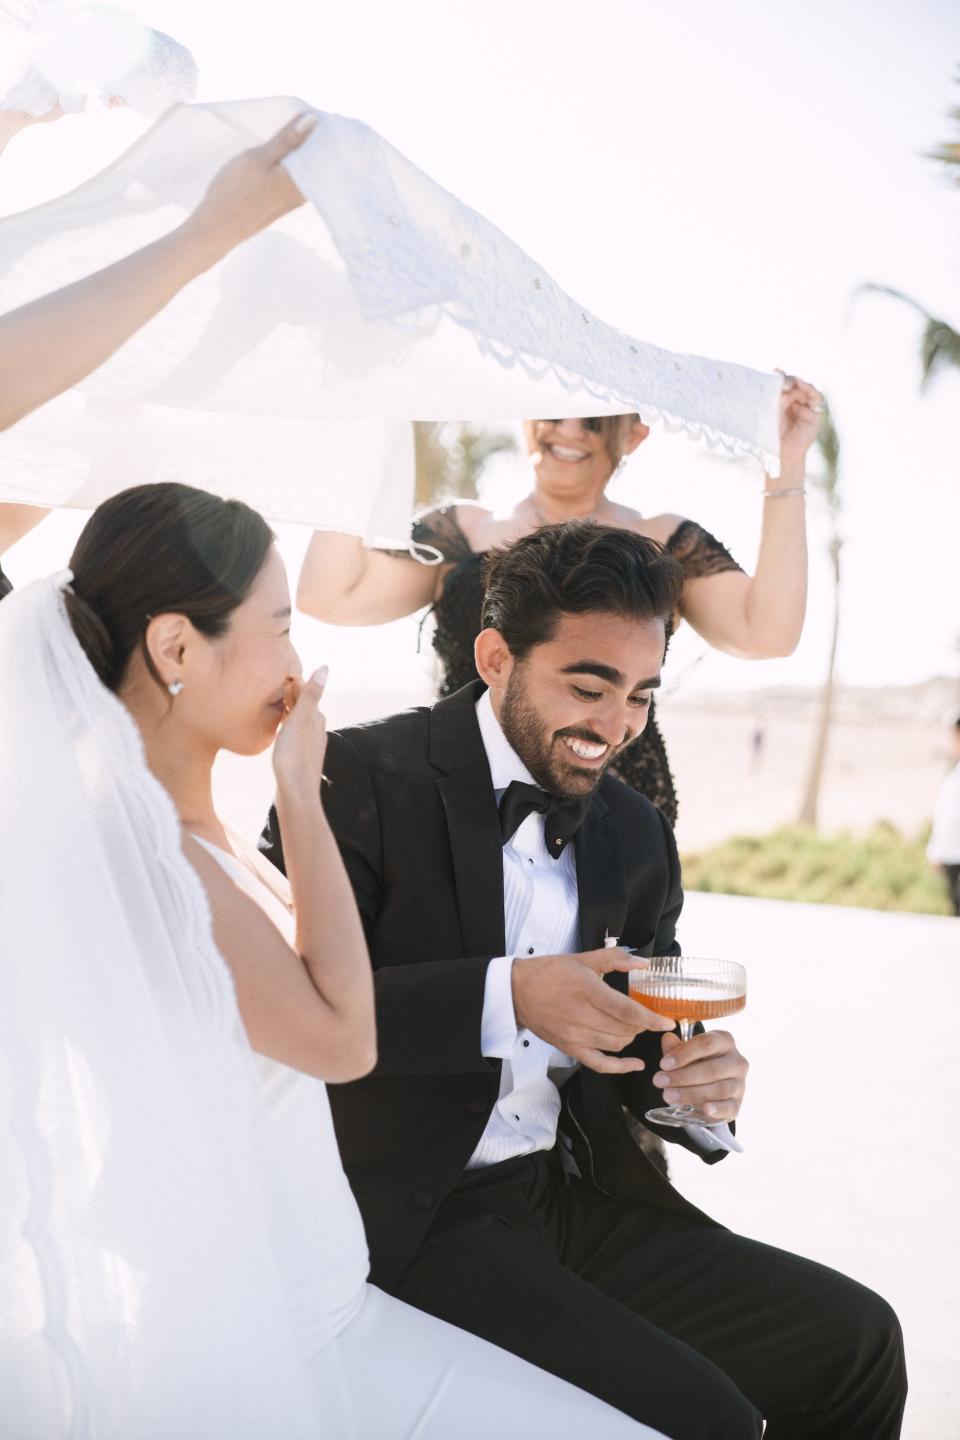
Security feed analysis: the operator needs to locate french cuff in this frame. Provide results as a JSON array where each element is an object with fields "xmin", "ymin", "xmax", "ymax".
[
  {"xmin": 479, "ymin": 954, "xmax": 520, "ymax": 1059},
  {"xmin": 684, "ymin": 1121, "xmax": 743, "ymax": 1155}
]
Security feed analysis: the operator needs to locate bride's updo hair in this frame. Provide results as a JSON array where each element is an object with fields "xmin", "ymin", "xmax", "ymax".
[{"xmin": 66, "ymin": 483, "xmax": 274, "ymax": 692}]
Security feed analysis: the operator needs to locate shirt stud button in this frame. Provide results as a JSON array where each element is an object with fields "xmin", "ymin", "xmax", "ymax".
[
  {"xmin": 527, "ymin": 946, "xmax": 534, "ymax": 954},
  {"xmin": 522, "ymin": 1039, "xmax": 530, "ymax": 1048},
  {"xmin": 513, "ymin": 1114, "xmax": 520, "ymax": 1122}
]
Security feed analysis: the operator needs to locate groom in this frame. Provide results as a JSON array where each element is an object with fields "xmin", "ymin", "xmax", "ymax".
[{"xmin": 261, "ymin": 522, "xmax": 905, "ymax": 1440}]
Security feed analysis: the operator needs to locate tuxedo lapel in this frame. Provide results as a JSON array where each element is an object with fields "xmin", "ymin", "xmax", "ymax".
[
  {"xmin": 431, "ymin": 684, "xmax": 506, "ymax": 959},
  {"xmin": 574, "ymin": 793, "xmax": 627, "ymax": 951}
]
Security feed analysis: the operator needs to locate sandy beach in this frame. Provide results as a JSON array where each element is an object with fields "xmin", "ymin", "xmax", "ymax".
[{"xmin": 215, "ymin": 673, "xmax": 958, "ymax": 859}]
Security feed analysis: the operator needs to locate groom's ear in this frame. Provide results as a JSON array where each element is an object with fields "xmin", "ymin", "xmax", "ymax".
[{"xmin": 474, "ymin": 627, "xmax": 514, "ymax": 692}]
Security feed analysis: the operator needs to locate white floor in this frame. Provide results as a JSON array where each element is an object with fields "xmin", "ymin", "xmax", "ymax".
[{"xmin": 668, "ymin": 892, "xmax": 960, "ymax": 1440}]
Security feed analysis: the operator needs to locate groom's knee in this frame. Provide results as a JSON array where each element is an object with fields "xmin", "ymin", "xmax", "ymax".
[{"xmin": 836, "ymin": 1283, "xmax": 907, "ymax": 1422}]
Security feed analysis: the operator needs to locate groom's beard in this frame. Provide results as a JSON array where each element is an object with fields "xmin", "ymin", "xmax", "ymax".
[{"xmin": 499, "ymin": 666, "xmax": 626, "ymax": 799}]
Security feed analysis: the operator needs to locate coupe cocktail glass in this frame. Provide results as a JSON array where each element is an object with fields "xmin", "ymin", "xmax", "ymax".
[{"xmin": 628, "ymin": 956, "xmax": 746, "ymax": 1129}]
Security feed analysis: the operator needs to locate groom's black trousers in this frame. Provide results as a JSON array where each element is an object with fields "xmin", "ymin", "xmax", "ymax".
[{"xmin": 390, "ymin": 1151, "xmax": 906, "ymax": 1440}]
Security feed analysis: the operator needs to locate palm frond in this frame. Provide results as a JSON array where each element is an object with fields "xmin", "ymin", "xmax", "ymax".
[
  {"xmin": 928, "ymin": 140, "xmax": 960, "ymax": 170},
  {"xmin": 927, "ymin": 73, "xmax": 960, "ymax": 180},
  {"xmin": 920, "ymin": 316, "xmax": 960, "ymax": 389},
  {"xmin": 858, "ymin": 282, "xmax": 932, "ymax": 319},
  {"xmin": 860, "ymin": 285, "xmax": 960, "ymax": 390},
  {"xmin": 413, "ymin": 421, "xmax": 517, "ymax": 506},
  {"xmin": 811, "ymin": 398, "xmax": 841, "ymax": 513}
]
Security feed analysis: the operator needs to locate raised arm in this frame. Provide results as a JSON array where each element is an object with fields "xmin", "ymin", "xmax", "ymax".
[
  {"xmin": 262, "ymin": 727, "xmax": 497, "ymax": 1076},
  {"xmin": 678, "ymin": 374, "xmax": 821, "ymax": 659},
  {"xmin": 186, "ymin": 668, "xmax": 376, "ymax": 1083},
  {"xmin": 0, "ymin": 111, "xmax": 316, "ymax": 433},
  {"xmin": 297, "ymin": 530, "xmax": 442, "ymax": 625},
  {"xmin": 0, "ymin": 103, "xmax": 68, "ymax": 161}
]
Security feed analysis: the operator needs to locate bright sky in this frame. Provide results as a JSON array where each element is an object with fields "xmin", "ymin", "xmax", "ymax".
[{"xmin": 3, "ymin": 0, "xmax": 959, "ymax": 695}]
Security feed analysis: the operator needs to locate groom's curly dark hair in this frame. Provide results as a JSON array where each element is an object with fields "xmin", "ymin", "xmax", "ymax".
[{"xmin": 481, "ymin": 520, "xmax": 683, "ymax": 660}]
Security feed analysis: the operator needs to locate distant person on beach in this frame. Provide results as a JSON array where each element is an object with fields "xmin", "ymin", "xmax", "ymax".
[
  {"xmin": 0, "ymin": 110, "xmax": 318, "ymax": 599},
  {"xmin": 927, "ymin": 715, "xmax": 960, "ymax": 916},
  {"xmin": 750, "ymin": 724, "xmax": 765, "ymax": 767},
  {"xmin": 263, "ymin": 520, "xmax": 907, "ymax": 1440}
]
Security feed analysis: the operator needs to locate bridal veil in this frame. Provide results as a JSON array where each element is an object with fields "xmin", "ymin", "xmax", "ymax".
[
  {"xmin": 0, "ymin": 97, "xmax": 783, "ymax": 541},
  {"xmin": 0, "ymin": 574, "xmax": 343, "ymax": 1437}
]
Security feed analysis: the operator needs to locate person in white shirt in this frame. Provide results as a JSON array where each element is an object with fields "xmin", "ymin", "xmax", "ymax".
[
  {"xmin": 262, "ymin": 519, "xmax": 907, "ymax": 1440},
  {"xmin": 927, "ymin": 715, "xmax": 960, "ymax": 915}
]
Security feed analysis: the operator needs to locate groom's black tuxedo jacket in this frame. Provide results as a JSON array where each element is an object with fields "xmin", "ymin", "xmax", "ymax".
[{"xmin": 260, "ymin": 681, "xmax": 722, "ymax": 1289}]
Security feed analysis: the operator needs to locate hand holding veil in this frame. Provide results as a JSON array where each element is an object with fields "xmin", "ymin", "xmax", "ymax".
[{"xmin": 0, "ymin": 98, "xmax": 784, "ymax": 543}]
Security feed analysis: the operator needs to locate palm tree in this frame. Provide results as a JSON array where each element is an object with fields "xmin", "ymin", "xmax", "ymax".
[
  {"xmin": 860, "ymin": 284, "xmax": 960, "ymax": 390},
  {"xmin": 928, "ymin": 68, "xmax": 960, "ymax": 178},
  {"xmin": 861, "ymin": 74, "xmax": 960, "ymax": 386},
  {"xmin": 797, "ymin": 401, "xmax": 842, "ymax": 828},
  {"xmin": 413, "ymin": 422, "xmax": 517, "ymax": 507}
]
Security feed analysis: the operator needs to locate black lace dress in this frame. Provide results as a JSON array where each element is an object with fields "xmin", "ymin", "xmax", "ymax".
[{"xmin": 407, "ymin": 507, "xmax": 743, "ymax": 826}]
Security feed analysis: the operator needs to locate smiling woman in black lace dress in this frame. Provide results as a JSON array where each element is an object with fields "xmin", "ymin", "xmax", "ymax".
[{"xmin": 298, "ymin": 378, "xmax": 821, "ymax": 826}]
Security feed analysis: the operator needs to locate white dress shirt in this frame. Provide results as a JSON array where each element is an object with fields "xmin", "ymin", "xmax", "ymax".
[
  {"xmin": 467, "ymin": 688, "xmax": 738, "ymax": 1169},
  {"xmin": 927, "ymin": 763, "xmax": 960, "ymax": 864}
]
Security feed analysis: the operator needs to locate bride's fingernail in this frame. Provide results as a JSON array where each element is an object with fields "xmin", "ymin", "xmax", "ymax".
[
  {"xmin": 312, "ymin": 665, "xmax": 329, "ymax": 684},
  {"xmin": 294, "ymin": 111, "xmax": 318, "ymax": 135}
]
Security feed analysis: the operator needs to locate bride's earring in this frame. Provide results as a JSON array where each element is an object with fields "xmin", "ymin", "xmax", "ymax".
[{"xmin": 168, "ymin": 680, "xmax": 184, "ymax": 697}]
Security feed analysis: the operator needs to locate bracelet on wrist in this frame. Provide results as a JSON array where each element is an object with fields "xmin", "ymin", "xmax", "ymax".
[{"xmin": 762, "ymin": 486, "xmax": 806, "ymax": 499}]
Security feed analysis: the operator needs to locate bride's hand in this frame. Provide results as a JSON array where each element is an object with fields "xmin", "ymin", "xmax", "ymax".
[{"xmin": 272, "ymin": 666, "xmax": 329, "ymax": 798}]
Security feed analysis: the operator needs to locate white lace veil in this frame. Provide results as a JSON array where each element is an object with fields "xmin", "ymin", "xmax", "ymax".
[
  {"xmin": 0, "ymin": 3, "xmax": 198, "ymax": 117},
  {"xmin": 0, "ymin": 97, "xmax": 783, "ymax": 543},
  {"xmin": 0, "ymin": 573, "xmax": 343, "ymax": 1437}
]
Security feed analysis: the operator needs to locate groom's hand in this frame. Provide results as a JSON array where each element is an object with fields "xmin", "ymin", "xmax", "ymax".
[
  {"xmin": 651, "ymin": 1030, "xmax": 749, "ymax": 1122},
  {"xmin": 511, "ymin": 949, "xmax": 675, "ymax": 1075}
]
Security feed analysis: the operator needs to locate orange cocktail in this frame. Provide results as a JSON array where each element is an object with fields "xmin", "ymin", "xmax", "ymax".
[{"xmin": 629, "ymin": 956, "xmax": 746, "ymax": 1129}]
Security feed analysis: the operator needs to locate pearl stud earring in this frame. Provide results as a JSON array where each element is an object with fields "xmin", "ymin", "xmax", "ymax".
[{"xmin": 168, "ymin": 680, "xmax": 184, "ymax": 697}]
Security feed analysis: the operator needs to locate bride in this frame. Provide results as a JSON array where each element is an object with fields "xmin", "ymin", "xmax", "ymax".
[{"xmin": 0, "ymin": 480, "xmax": 660, "ymax": 1438}]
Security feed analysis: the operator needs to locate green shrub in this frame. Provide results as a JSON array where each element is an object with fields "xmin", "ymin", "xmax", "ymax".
[{"xmin": 681, "ymin": 823, "xmax": 952, "ymax": 915}]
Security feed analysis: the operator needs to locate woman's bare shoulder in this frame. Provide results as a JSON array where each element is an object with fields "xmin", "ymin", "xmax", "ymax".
[
  {"xmin": 608, "ymin": 504, "xmax": 687, "ymax": 544},
  {"xmin": 444, "ymin": 500, "xmax": 495, "ymax": 546},
  {"xmin": 449, "ymin": 501, "xmax": 533, "ymax": 553}
]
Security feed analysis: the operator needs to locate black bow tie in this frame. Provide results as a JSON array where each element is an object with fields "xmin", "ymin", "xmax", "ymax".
[{"xmin": 498, "ymin": 780, "xmax": 590, "ymax": 859}]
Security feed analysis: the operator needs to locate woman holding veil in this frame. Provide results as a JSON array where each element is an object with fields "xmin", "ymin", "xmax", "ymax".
[
  {"xmin": 298, "ymin": 381, "xmax": 821, "ymax": 827},
  {"xmin": 0, "ymin": 0, "xmax": 199, "ymax": 591},
  {"xmin": 0, "ymin": 104, "xmax": 319, "ymax": 598},
  {"xmin": 0, "ymin": 480, "xmax": 663, "ymax": 1438}
]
